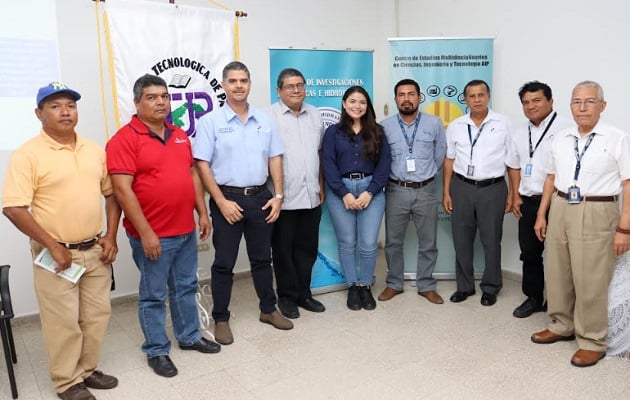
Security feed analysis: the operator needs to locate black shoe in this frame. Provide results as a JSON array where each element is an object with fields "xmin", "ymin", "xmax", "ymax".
[
  {"xmin": 449, "ymin": 290, "xmax": 475, "ymax": 303},
  {"xmin": 148, "ymin": 355, "xmax": 178, "ymax": 378},
  {"xmin": 480, "ymin": 292, "xmax": 497, "ymax": 306},
  {"xmin": 278, "ymin": 297, "xmax": 300, "ymax": 319},
  {"xmin": 359, "ymin": 286, "xmax": 376, "ymax": 310},
  {"xmin": 298, "ymin": 297, "xmax": 326, "ymax": 313},
  {"xmin": 513, "ymin": 297, "xmax": 545, "ymax": 318},
  {"xmin": 347, "ymin": 284, "xmax": 361, "ymax": 310},
  {"xmin": 179, "ymin": 337, "xmax": 221, "ymax": 353}
]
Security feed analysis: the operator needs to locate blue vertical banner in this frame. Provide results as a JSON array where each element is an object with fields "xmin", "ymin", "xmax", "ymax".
[
  {"xmin": 388, "ymin": 37, "xmax": 494, "ymax": 277},
  {"xmin": 269, "ymin": 48, "xmax": 374, "ymax": 291}
]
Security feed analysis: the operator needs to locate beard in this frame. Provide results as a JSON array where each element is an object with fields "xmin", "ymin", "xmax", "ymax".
[{"xmin": 399, "ymin": 104, "xmax": 418, "ymax": 116}]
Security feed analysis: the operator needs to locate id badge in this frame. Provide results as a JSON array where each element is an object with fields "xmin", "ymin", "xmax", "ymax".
[
  {"xmin": 567, "ymin": 185, "xmax": 581, "ymax": 204},
  {"xmin": 467, "ymin": 164, "xmax": 475, "ymax": 176},
  {"xmin": 406, "ymin": 157, "xmax": 416, "ymax": 172},
  {"xmin": 524, "ymin": 163, "xmax": 533, "ymax": 177}
]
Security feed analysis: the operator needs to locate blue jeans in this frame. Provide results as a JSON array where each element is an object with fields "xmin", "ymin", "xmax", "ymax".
[
  {"xmin": 326, "ymin": 177, "xmax": 385, "ymax": 286},
  {"xmin": 128, "ymin": 232, "xmax": 202, "ymax": 357}
]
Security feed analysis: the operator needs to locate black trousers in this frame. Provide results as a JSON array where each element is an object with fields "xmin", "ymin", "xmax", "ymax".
[
  {"xmin": 518, "ymin": 195, "xmax": 545, "ymax": 303},
  {"xmin": 271, "ymin": 206, "xmax": 322, "ymax": 303},
  {"xmin": 209, "ymin": 189, "xmax": 277, "ymax": 322}
]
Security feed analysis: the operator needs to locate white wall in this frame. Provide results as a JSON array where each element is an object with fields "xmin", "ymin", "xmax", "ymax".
[{"xmin": 2, "ymin": 0, "xmax": 627, "ymax": 316}]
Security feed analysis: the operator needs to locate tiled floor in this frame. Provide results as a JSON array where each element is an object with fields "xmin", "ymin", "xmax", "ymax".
[{"xmin": 3, "ymin": 252, "xmax": 630, "ymax": 400}]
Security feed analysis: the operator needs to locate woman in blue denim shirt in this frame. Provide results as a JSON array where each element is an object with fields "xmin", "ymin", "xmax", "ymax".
[{"xmin": 322, "ymin": 86, "xmax": 391, "ymax": 310}]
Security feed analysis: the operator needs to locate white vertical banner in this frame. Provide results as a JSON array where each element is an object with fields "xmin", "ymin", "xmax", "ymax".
[{"xmin": 105, "ymin": 0, "xmax": 235, "ymax": 136}]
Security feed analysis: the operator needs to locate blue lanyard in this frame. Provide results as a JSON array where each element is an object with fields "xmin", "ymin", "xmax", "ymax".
[
  {"xmin": 397, "ymin": 114, "xmax": 421, "ymax": 154},
  {"xmin": 573, "ymin": 133, "xmax": 595, "ymax": 182},
  {"xmin": 467, "ymin": 123, "xmax": 486, "ymax": 162},
  {"xmin": 528, "ymin": 112, "xmax": 557, "ymax": 158}
]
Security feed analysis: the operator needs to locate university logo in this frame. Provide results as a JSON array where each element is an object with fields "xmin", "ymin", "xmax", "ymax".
[
  {"xmin": 319, "ymin": 107, "xmax": 341, "ymax": 129},
  {"xmin": 149, "ymin": 56, "xmax": 227, "ymax": 137}
]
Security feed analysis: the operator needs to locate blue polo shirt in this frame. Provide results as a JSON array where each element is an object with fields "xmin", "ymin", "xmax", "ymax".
[{"xmin": 193, "ymin": 103, "xmax": 284, "ymax": 187}]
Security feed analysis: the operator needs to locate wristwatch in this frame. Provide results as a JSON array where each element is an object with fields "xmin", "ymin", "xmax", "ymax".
[{"xmin": 275, "ymin": 193, "xmax": 284, "ymax": 201}]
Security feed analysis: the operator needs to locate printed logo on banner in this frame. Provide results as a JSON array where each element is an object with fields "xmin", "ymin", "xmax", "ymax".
[
  {"xmin": 318, "ymin": 107, "xmax": 341, "ymax": 129},
  {"xmin": 149, "ymin": 56, "xmax": 227, "ymax": 137}
]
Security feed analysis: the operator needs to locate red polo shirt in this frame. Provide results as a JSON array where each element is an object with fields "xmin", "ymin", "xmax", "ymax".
[{"xmin": 106, "ymin": 115, "xmax": 197, "ymax": 238}]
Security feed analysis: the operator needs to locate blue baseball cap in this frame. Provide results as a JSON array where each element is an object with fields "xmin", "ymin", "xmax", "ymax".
[{"xmin": 36, "ymin": 82, "xmax": 81, "ymax": 107}]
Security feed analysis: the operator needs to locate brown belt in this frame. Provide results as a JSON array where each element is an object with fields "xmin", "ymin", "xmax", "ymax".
[
  {"xmin": 556, "ymin": 191, "xmax": 618, "ymax": 202},
  {"xmin": 58, "ymin": 236, "xmax": 99, "ymax": 251},
  {"xmin": 389, "ymin": 177, "xmax": 434, "ymax": 189},
  {"xmin": 220, "ymin": 185, "xmax": 265, "ymax": 196}
]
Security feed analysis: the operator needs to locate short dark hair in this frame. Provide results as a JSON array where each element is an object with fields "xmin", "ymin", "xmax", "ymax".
[
  {"xmin": 518, "ymin": 81, "xmax": 552, "ymax": 101},
  {"xmin": 277, "ymin": 68, "xmax": 305, "ymax": 89},
  {"xmin": 133, "ymin": 74, "xmax": 167, "ymax": 102},
  {"xmin": 394, "ymin": 79, "xmax": 420, "ymax": 96},
  {"xmin": 222, "ymin": 61, "xmax": 250, "ymax": 80},
  {"xmin": 464, "ymin": 79, "xmax": 490, "ymax": 97}
]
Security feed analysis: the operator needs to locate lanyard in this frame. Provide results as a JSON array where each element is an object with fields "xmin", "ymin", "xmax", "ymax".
[
  {"xmin": 528, "ymin": 112, "xmax": 557, "ymax": 158},
  {"xmin": 467, "ymin": 123, "xmax": 486, "ymax": 163},
  {"xmin": 397, "ymin": 114, "xmax": 421, "ymax": 154},
  {"xmin": 573, "ymin": 133, "xmax": 595, "ymax": 182}
]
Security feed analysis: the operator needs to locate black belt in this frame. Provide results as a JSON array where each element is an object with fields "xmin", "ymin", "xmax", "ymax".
[
  {"xmin": 455, "ymin": 173, "xmax": 504, "ymax": 188},
  {"xmin": 58, "ymin": 236, "xmax": 99, "ymax": 251},
  {"xmin": 343, "ymin": 172, "xmax": 372, "ymax": 179},
  {"xmin": 389, "ymin": 177, "xmax": 434, "ymax": 189},
  {"xmin": 557, "ymin": 191, "xmax": 618, "ymax": 202},
  {"xmin": 522, "ymin": 194, "xmax": 542, "ymax": 201},
  {"xmin": 219, "ymin": 185, "xmax": 265, "ymax": 196}
]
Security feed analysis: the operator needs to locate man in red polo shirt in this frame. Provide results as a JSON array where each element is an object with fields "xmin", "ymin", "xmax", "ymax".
[{"xmin": 106, "ymin": 74, "xmax": 220, "ymax": 378}]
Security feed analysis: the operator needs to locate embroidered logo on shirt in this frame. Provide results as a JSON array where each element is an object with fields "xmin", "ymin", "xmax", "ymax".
[
  {"xmin": 174, "ymin": 137, "xmax": 189, "ymax": 144},
  {"xmin": 218, "ymin": 127, "xmax": 236, "ymax": 134}
]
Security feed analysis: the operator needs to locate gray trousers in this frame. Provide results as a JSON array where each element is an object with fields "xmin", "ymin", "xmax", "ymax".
[
  {"xmin": 384, "ymin": 180, "xmax": 439, "ymax": 291},
  {"xmin": 450, "ymin": 177, "xmax": 507, "ymax": 295}
]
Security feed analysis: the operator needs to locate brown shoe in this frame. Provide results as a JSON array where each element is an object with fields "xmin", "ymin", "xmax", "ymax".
[
  {"xmin": 260, "ymin": 310, "xmax": 294, "ymax": 330},
  {"xmin": 418, "ymin": 290, "xmax": 444, "ymax": 304},
  {"xmin": 531, "ymin": 329, "xmax": 575, "ymax": 344},
  {"xmin": 571, "ymin": 349, "xmax": 606, "ymax": 367},
  {"xmin": 83, "ymin": 370, "xmax": 118, "ymax": 389},
  {"xmin": 215, "ymin": 321, "xmax": 234, "ymax": 345},
  {"xmin": 377, "ymin": 287, "xmax": 403, "ymax": 301},
  {"xmin": 57, "ymin": 383, "xmax": 95, "ymax": 400}
]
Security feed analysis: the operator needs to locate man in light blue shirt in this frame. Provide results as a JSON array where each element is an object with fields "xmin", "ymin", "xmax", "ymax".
[
  {"xmin": 378, "ymin": 79, "xmax": 447, "ymax": 304},
  {"xmin": 194, "ymin": 61, "xmax": 292, "ymax": 345}
]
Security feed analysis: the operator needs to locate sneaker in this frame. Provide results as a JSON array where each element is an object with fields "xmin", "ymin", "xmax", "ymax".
[
  {"xmin": 347, "ymin": 284, "xmax": 361, "ymax": 310},
  {"xmin": 359, "ymin": 286, "xmax": 376, "ymax": 310}
]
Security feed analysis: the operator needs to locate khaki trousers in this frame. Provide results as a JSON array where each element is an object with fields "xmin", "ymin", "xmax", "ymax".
[
  {"xmin": 545, "ymin": 193, "xmax": 618, "ymax": 351},
  {"xmin": 30, "ymin": 241, "xmax": 112, "ymax": 393}
]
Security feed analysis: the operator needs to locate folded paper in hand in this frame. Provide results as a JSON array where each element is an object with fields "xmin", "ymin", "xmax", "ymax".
[{"xmin": 34, "ymin": 248, "xmax": 86, "ymax": 284}]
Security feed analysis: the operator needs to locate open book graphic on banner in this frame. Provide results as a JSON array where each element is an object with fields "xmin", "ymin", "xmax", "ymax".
[
  {"xmin": 168, "ymin": 74, "xmax": 192, "ymax": 89},
  {"xmin": 34, "ymin": 248, "xmax": 86, "ymax": 284}
]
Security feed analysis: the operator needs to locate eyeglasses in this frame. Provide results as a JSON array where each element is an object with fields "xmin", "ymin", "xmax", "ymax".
[
  {"xmin": 570, "ymin": 98, "xmax": 600, "ymax": 107},
  {"xmin": 282, "ymin": 83, "xmax": 305, "ymax": 91}
]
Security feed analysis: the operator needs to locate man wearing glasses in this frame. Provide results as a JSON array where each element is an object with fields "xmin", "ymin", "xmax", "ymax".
[
  {"xmin": 531, "ymin": 81, "xmax": 630, "ymax": 367},
  {"xmin": 506, "ymin": 81, "xmax": 574, "ymax": 318},
  {"xmin": 267, "ymin": 68, "xmax": 326, "ymax": 319}
]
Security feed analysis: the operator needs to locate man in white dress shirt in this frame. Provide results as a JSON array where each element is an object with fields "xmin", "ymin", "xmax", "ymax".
[
  {"xmin": 531, "ymin": 80, "xmax": 630, "ymax": 367},
  {"xmin": 443, "ymin": 79, "xmax": 513, "ymax": 306},
  {"xmin": 506, "ymin": 81, "xmax": 574, "ymax": 318}
]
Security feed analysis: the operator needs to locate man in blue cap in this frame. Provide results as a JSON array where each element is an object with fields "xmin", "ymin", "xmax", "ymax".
[{"xmin": 3, "ymin": 82, "xmax": 121, "ymax": 400}]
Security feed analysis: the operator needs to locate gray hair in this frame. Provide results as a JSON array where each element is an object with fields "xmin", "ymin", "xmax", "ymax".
[
  {"xmin": 133, "ymin": 74, "xmax": 167, "ymax": 102},
  {"xmin": 222, "ymin": 61, "xmax": 250, "ymax": 80},
  {"xmin": 573, "ymin": 80, "xmax": 605, "ymax": 101}
]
